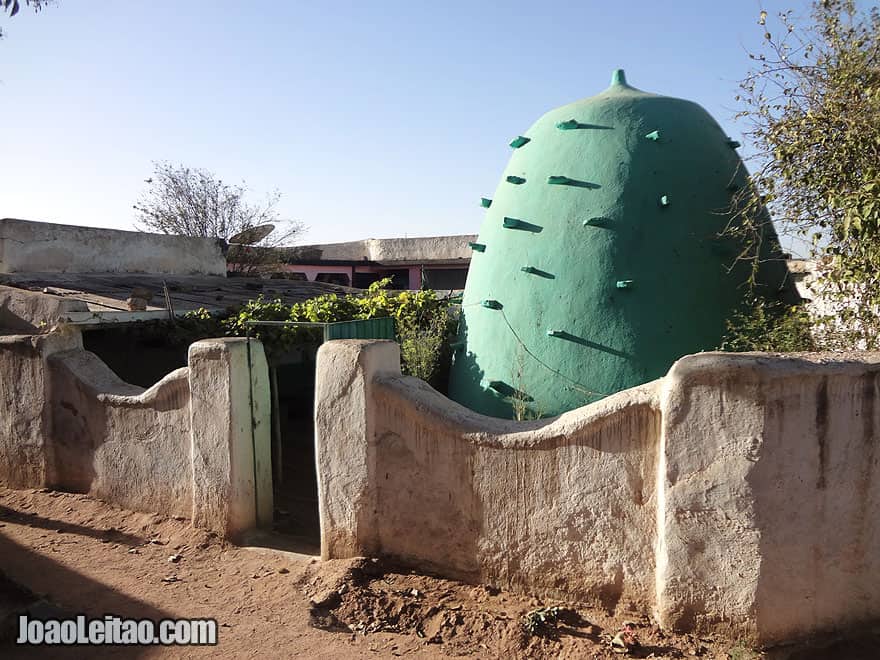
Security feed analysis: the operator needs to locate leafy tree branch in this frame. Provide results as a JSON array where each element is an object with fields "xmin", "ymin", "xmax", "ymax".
[{"xmin": 725, "ymin": 0, "xmax": 880, "ymax": 350}]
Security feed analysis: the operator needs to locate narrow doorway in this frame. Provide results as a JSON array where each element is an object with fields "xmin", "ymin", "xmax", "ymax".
[{"xmin": 270, "ymin": 349, "xmax": 321, "ymax": 551}]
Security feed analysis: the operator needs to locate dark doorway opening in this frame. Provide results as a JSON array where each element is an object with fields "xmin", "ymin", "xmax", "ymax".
[
  {"xmin": 353, "ymin": 268, "xmax": 410, "ymax": 290},
  {"xmin": 269, "ymin": 347, "xmax": 322, "ymax": 551},
  {"xmin": 423, "ymin": 267, "xmax": 468, "ymax": 290},
  {"xmin": 315, "ymin": 272, "xmax": 351, "ymax": 286}
]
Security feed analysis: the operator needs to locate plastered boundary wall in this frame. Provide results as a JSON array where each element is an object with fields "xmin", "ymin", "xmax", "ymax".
[
  {"xmin": 0, "ymin": 218, "xmax": 226, "ymax": 275},
  {"xmin": 315, "ymin": 340, "xmax": 880, "ymax": 645},
  {"xmin": 0, "ymin": 334, "xmax": 272, "ymax": 538}
]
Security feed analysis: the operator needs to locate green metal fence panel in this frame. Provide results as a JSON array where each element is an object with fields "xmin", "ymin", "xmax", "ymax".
[{"xmin": 323, "ymin": 317, "xmax": 396, "ymax": 342}]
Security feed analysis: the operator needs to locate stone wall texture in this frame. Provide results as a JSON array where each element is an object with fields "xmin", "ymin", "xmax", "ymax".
[{"xmin": 315, "ymin": 340, "xmax": 880, "ymax": 645}]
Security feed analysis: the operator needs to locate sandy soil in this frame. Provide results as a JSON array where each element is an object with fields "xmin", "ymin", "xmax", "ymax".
[{"xmin": 0, "ymin": 487, "xmax": 876, "ymax": 659}]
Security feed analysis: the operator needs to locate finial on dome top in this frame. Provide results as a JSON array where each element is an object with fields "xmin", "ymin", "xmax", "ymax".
[{"xmin": 610, "ymin": 69, "xmax": 628, "ymax": 87}]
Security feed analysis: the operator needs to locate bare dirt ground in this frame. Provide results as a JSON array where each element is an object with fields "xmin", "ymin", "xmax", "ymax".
[{"xmin": 0, "ymin": 487, "xmax": 877, "ymax": 659}]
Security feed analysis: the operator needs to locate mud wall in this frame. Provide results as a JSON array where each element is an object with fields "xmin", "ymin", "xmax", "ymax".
[
  {"xmin": 315, "ymin": 340, "xmax": 880, "ymax": 645},
  {"xmin": 0, "ymin": 334, "xmax": 273, "ymax": 538},
  {"xmin": 656, "ymin": 352, "xmax": 880, "ymax": 643},
  {"xmin": 316, "ymin": 341, "xmax": 660, "ymax": 611},
  {"xmin": 372, "ymin": 376, "xmax": 660, "ymax": 612},
  {"xmin": 0, "ymin": 332, "xmax": 82, "ymax": 487},
  {"xmin": 49, "ymin": 350, "xmax": 192, "ymax": 517}
]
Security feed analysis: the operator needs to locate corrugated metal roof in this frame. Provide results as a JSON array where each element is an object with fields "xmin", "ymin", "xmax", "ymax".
[{"xmin": 0, "ymin": 272, "xmax": 356, "ymax": 320}]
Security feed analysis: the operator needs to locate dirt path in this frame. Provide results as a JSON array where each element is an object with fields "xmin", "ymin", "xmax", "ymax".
[{"xmin": 0, "ymin": 487, "xmax": 873, "ymax": 659}]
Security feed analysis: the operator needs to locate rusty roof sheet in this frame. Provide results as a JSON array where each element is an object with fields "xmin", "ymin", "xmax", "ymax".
[{"xmin": 0, "ymin": 272, "xmax": 356, "ymax": 317}]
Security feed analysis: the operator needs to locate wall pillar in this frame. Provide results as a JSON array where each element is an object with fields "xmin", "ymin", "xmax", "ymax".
[
  {"xmin": 314, "ymin": 339, "xmax": 400, "ymax": 560},
  {"xmin": 0, "ymin": 330, "xmax": 82, "ymax": 488},
  {"xmin": 655, "ymin": 352, "xmax": 880, "ymax": 645},
  {"xmin": 407, "ymin": 266, "xmax": 422, "ymax": 290},
  {"xmin": 654, "ymin": 354, "xmax": 764, "ymax": 641},
  {"xmin": 189, "ymin": 338, "xmax": 273, "ymax": 538}
]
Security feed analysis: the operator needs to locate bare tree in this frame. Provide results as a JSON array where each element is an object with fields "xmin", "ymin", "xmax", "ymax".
[
  {"xmin": 1, "ymin": 0, "xmax": 54, "ymax": 37},
  {"xmin": 133, "ymin": 162, "xmax": 305, "ymax": 274}
]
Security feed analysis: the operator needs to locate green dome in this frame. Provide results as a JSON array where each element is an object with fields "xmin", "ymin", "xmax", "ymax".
[{"xmin": 448, "ymin": 70, "xmax": 789, "ymax": 418}]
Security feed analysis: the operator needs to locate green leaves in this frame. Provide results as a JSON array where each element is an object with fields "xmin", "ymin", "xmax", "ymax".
[
  {"xmin": 730, "ymin": 0, "xmax": 880, "ymax": 350},
  {"xmin": 2, "ymin": 0, "xmax": 20, "ymax": 17},
  {"xmin": 220, "ymin": 281, "xmax": 456, "ymax": 379},
  {"xmin": 145, "ymin": 281, "xmax": 455, "ymax": 379},
  {"xmin": 720, "ymin": 299, "xmax": 815, "ymax": 352}
]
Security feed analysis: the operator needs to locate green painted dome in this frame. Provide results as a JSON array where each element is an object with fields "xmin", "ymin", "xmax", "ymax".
[{"xmin": 448, "ymin": 69, "xmax": 790, "ymax": 418}]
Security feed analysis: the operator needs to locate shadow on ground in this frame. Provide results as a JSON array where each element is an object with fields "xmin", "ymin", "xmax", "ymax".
[{"xmin": 0, "ymin": 532, "xmax": 172, "ymax": 658}]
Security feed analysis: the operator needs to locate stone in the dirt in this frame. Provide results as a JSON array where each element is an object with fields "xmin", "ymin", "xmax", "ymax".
[
  {"xmin": 307, "ymin": 606, "xmax": 348, "ymax": 632},
  {"xmin": 310, "ymin": 589, "xmax": 342, "ymax": 610}
]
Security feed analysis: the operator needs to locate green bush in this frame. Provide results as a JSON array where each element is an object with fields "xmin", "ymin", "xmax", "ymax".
[
  {"xmin": 219, "ymin": 277, "xmax": 456, "ymax": 383},
  {"xmin": 110, "ymin": 279, "xmax": 457, "ymax": 388},
  {"xmin": 222, "ymin": 295, "xmax": 323, "ymax": 358},
  {"xmin": 719, "ymin": 298, "xmax": 816, "ymax": 353}
]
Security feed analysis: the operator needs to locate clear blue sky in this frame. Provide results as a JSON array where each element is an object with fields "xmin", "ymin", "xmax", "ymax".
[{"xmin": 1, "ymin": 0, "xmax": 802, "ymax": 247}]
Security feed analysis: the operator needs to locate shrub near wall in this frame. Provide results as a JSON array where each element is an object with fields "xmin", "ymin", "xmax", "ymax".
[
  {"xmin": 93, "ymin": 279, "xmax": 457, "ymax": 388},
  {"xmin": 223, "ymin": 278, "xmax": 457, "ymax": 387}
]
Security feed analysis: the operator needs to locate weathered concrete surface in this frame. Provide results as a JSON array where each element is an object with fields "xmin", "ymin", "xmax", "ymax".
[
  {"xmin": 190, "ymin": 338, "xmax": 273, "ymax": 538},
  {"xmin": 656, "ymin": 351, "xmax": 880, "ymax": 644},
  {"xmin": 287, "ymin": 235, "xmax": 476, "ymax": 264},
  {"xmin": 49, "ymin": 350, "xmax": 192, "ymax": 517},
  {"xmin": 0, "ymin": 332, "xmax": 82, "ymax": 487},
  {"xmin": 314, "ymin": 340, "xmax": 402, "ymax": 558},
  {"xmin": 315, "ymin": 340, "xmax": 662, "ymax": 612},
  {"xmin": 315, "ymin": 340, "xmax": 880, "ymax": 646},
  {"xmin": 0, "ymin": 285, "xmax": 89, "ymax": 333},
  {"xmin": 0, "ymin": 331, "xmax": 273, "ymax": 539},
  {"xmin": 0, "ymin": 218, "xmax": 226, "ymax": 275},
  {"xmin": 375, "ymin": 375, "xmax": 662, "ymax": 611}
]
